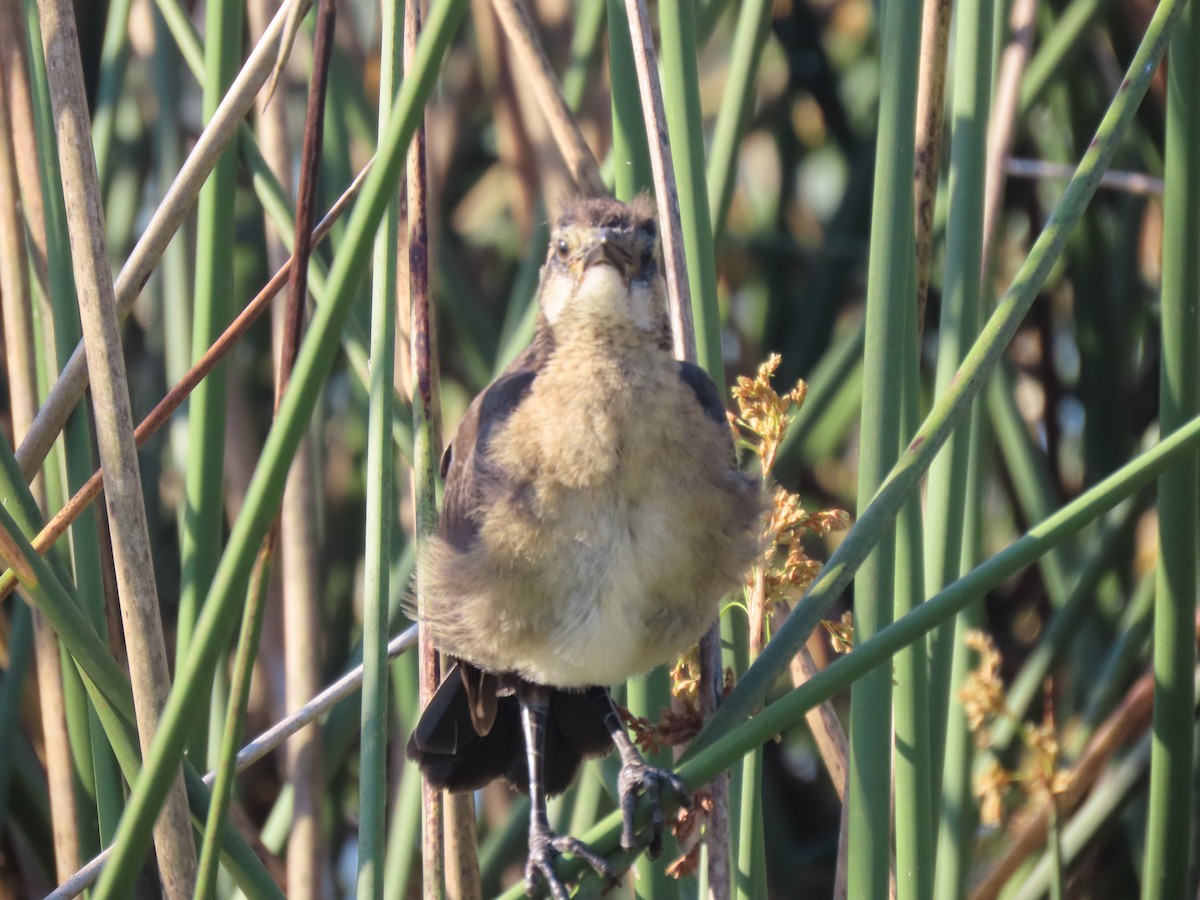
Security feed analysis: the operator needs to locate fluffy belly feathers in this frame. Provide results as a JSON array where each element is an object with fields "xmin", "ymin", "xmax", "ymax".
[
  {"xmin": 499, "ymin": 486, "xmax": 718, "ymax": 686},
  {"xmin": 417, "ymin": 350, "xmax": 761, "ymax": 688}
]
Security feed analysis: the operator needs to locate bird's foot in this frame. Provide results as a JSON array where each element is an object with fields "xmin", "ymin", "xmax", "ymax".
[
  {"xmin": 617, "ymin": 758, "xmax": 690, "ymax": 858},
  {"xmin": 525, "ymin": 823, "xmax": 615, "ymax": 900}
]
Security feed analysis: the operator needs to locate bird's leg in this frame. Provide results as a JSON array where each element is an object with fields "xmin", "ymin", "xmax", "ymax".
[
  {"xmin": 589, "ymin": 687, "xmax": 690, "ymax": 857},
  {"xmin": 519, "ymin": 683, "xmax": 614, "ymax": 899}
]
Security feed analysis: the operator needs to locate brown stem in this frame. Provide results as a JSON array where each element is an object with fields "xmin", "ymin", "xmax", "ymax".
[{"xmin": 35, "ymin": 0, "xmax": 196, "ymax": 891}]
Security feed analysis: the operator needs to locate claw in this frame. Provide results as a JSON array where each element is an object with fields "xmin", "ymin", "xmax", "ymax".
[
  {"xmin": 525, "ymin": 824, "xmax": 616, "ymax": 898},
  {"xmin": 617, "ymin": 758, "xmax": 690, "ymax": 858}
]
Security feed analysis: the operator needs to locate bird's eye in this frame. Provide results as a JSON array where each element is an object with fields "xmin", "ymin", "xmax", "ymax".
[{"xmin": 555, "ymin": 238, "xmax": 570, "ymax": 260}]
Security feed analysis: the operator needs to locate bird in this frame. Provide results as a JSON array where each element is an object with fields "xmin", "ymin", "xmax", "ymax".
[{"xmin": 406, "ymin": 195, "xmax": 763, "ymax": 898}]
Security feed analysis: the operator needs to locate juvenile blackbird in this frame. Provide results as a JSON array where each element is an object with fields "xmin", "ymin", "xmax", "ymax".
[{"xmin": 406, "ymin": 196, "xmax": 762, "ymax": 898}]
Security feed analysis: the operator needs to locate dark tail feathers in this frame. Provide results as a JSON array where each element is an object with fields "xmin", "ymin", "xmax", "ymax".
[{"xmin": 405, "ymin": 663, "xmax": 612, "ymax": 795}]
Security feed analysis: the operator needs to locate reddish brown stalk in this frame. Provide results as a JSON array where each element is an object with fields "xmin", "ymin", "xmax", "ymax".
[
  {"xmin": 277, "ymin": 0, "xmax": 336, "ymax": 405},
  {"xmin": 0, "ymin": 164, "xmax": 369, "ymax": 605}
]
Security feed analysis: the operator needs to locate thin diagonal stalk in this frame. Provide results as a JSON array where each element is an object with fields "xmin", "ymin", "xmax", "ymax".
[
  {"xmin": 683, "ymin": 0, "xmax": 1188, "ymax": 763},
  {"xmin": 360, "ymin": 0, "xmax": 402, "ymax": 890},
  {"xmin": 846, "ymin": 0, "xmax": 922, "ymax": 891},
  {"xmin": 249, "ymin": 543, "xmax": 416, "ymax": 861},
  {"xmin": 89, "ymin": 3, "xmax": 471, "ymax": 895},
  {"xmin": 240, "ymin": 131, "xmax": 415, "ymax": 458},
  {"xmin": 13, "ymin": 0, "xmax": 311, "ymax": 482},
  {"xmin": 1142, "ymin": 0, "xmax": 1200, "ymax": 890},
  {"xmin": 35, "ymin": 0, "xmax": 197, "ymax": 892}
]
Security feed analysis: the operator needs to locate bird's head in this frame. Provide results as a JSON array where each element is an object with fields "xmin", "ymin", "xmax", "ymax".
[{"xmin": 536, "ymin": 196, "xmax": 668, "ymax": 342}]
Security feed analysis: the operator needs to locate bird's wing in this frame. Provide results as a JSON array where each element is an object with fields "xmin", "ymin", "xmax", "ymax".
[
  {"xmin": 434, "ymin": 336, "xmax": 552, "ymax": 734},
  {"xmin": 676, "ymin": 360, "xmax": 729, "ymax": 427},
  {"xmin": 439, "ymin": 333, "xmax": 553, "ymax": 550}
]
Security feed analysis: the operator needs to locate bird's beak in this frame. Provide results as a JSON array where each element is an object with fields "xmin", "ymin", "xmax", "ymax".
[{"xmin": 582, "ymin": 231, "xmax": 639, "ymax": 282}]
